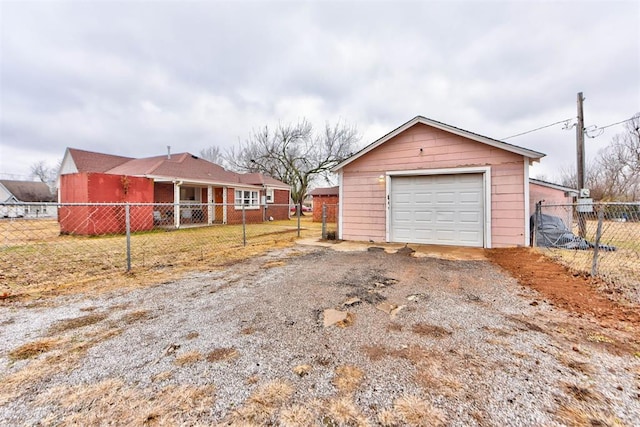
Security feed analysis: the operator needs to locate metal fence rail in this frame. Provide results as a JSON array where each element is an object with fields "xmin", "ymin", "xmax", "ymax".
[
  {"xmin": 1, "ymin": 202, "xmax": 316, "ymax": 297},
  {"xmin": 534, "ymin": 202, "xmax": 640, "ymax": 303}
]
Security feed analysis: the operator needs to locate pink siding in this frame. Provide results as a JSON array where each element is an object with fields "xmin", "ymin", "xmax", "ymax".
[
  {"xmin": 529, "ymin": 183, "xmax": 574, "ymax": 216},
  {"xmin": 341, "ymin": 123, "xmax": 527, "ymax": 247}
]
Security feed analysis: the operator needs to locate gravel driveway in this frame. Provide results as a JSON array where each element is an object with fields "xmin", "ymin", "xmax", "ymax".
[{"xmin": 1, "ymin": 244, "xmax": 638, "ymax": 426}]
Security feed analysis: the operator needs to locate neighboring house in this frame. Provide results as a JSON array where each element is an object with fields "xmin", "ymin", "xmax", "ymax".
[
  {"xmin": 332, "ymin": 116, "xmax": 547, "ymax": 248},
  {"xmin": 58, "ymin": 148, "xmax": 290, "ymax": 235},
  {"xmin": 309, "ymin": 186, "xmax": 339, "ymax": 223},
  {"xmin": 0, "ymin": 180, "xmax": 57, "ymax": 218}
]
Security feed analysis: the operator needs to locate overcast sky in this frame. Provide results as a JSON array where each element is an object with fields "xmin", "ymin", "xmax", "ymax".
[{"xmin": 1, "ymin": 0, "xmax": 639, "ymax": 182}]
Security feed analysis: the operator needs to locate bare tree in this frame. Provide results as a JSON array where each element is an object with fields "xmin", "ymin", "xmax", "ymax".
[
  {"xmin": 199, "ymin": 146, "xmax": 224, "ymax": 165},
  {"xmin": 226, "ymin": 119, "xmax": 359, "ymax": 210},
  {"xmin": 30, "ymin": 160, "xmax": 60, "ymax": 193},
  {"xmin": 557, "ymin": 113, "xmax": 640, "ymax": 201}
]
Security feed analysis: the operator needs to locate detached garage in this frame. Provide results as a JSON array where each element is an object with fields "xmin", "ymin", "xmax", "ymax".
[{"xmin": 333, "ymin": 116, "xmax": 545, "ymax": 248}]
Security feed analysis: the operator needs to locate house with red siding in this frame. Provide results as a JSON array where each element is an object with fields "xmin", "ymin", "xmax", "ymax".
[
  {"xmin": 332, "ymin": 116, "xmax": 548, "ymax": 248},
  {"xmin": 58, "ymin": 148, "xmax": 290, "ymax": 235}
]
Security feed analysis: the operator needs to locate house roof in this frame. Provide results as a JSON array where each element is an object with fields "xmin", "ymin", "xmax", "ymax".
[
  {"xmin": 310, "ymin": 186, "xmax": 339, "ymax": 196},
  {"xmin": 64, "ymin": 148, "xmax": 290, "ymax": 190},
  {"xmin": 66, "ymin": 148, "xmax": 133, "ymax": 173},
  {"xmin": 529, "ymin": 178, "xmax": 578, "ymax": 194},
  {"xmin": 0, "ymin": 180, "xmax": 56, "ymax": 202},
  {"xmin": 333, "ymin": 116, "xmax": 546, "ymax": 171}
]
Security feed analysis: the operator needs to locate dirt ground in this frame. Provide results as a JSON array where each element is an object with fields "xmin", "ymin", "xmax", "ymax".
[
  {"xmin": 1, "ymin": 243, "xmax": 639, "ymax": 426},
  {"xmin": 486, "ymin": 247, "xmax": 640, "ymax": 328}
]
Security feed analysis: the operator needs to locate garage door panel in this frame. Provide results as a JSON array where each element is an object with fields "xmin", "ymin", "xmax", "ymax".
[
  {"xmin": 459, "ymin": 211, "xmax": 481, "ymax": 223},
  {"xmin": 390, "ymin": 174, "xmax": 484, "ymax": 247}
]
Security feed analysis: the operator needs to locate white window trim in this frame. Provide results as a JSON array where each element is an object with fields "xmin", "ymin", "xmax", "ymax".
[
  {"xmin": 266, "ymin": 188, "xmax": 275, "ymax": 203},
  {"xmin": 384, "ymin": 166, "xmax": 492, "ymax": 248},
  {"xmin": 234, "ymin": 189, "xmax": 260, "ymax": 210}
]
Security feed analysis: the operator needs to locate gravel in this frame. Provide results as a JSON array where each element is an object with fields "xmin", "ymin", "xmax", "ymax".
[{"xmin": 1, "ymin": 244, "xmax": 638, "ymax": 426}]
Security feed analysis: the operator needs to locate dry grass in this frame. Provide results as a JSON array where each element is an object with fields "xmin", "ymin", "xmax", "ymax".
[
  {"xmin": 174, "ymin": 350, "xmax": 203, "ymax": 366},
  {"xmin": 325, "ymin": 396, "xmax": 367, "ymax": 426},
  {"xmin": 556, "ymin": 404, "xmax": 622, "ymax": 427},
  {"xmin": 119, "ymin": 309, "xmax": 151, "ymax": 324},
  {"xmin": 185, "ymin": 331, "xmax": 199, "ymax": 340},
  {"xmin": 8, "ymin": 338, "xmax": 62, "ymax": 361},
  {"xmin": 333, "ymin": 365, "xmax": 365, "ymax": 394},
  {"xmin": 393, "ymin": 395, "xmax": 447, "ymax": 426},
  {"xmin": 412, "ymin": 322, "xmax": 452, "ymax": 338},
  {"xmin": 279, "ymin": 404, "xmax": 316, "ymax": 427},
  {"xmin": 226, "ymin": 380, "xmax": 294, "ymax": 425},
  {"xmin": 542, "ymin": 219, "xmax": 640, "ymax": 302},
  {"xmin": 206, "ymin": 347, "xmax": 239, "ymax": 362},
  {"xmin": 38, "ymin": 378, "xmax": 215, "ymax": 426},
  {"xmin": 47, "ymin": 313, "xmax": 108, "ymax": 335},
  {"xmin": 1, "ymin": 217, "xmax": 321, "ymax": 300}
]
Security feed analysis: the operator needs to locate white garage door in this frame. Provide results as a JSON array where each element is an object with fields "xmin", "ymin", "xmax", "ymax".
[{"xmin": 390, "ymin": 174, "xmax": 484, "ymax": 247}]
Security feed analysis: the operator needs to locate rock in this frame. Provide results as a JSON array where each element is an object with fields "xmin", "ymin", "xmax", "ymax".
[
  {"xmin": 396, "ymin": 244, "xmax": 415, "ymax": 256},
  {"xmin": 342, "ymin": 297, "xmax": 361, "ymax": 307},
  {"xmin": 293, "ymin": 364, "xmax": 312, "ymax": 377},
  {"xmin": 323, "ymin": 309, "xmax": 349, "ymax": 327},
  {"xmin": 376, "ymin": 301, "xmax": 396, "ymax": 314}
]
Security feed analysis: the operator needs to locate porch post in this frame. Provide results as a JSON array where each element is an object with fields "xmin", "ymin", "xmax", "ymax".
[
  {"xmin": 222, "ymin": 186, "xmax": 228, "ymax": 224},
  {"xmin": 207, "ymin": 186, "xmax": 213, "ymax": 225},
  {"xmin": 174, "ymin": 182, "xmax": 181, "ymax": 228}
]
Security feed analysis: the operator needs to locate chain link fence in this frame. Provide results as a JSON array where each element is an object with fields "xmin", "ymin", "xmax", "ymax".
[
  {"xmin": 533, "ymin": 202, "xmax": 640, "ymax": 303},
  {"xmin": 319, "ymin": 203, "xmax": 339, "ymax": 240},
  {"xmin": 1, "ymin": 202, "xmax": 318, "ymax": 298}
]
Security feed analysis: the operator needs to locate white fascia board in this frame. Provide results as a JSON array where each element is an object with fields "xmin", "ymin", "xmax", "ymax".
[
  {"xmin": 524, "ymin": 161, "xmax": 530, "ymax": 246},
  {"xmin": 147, "ymin": 175, "xmax": 263, "ymax": 190},
  {"xmin": 333, "ymin": 116, "xmax": 545, "ymax": 172},
  {"xmin": 338, "ymin": 170, "xmax": 344, "ymax": 240}
]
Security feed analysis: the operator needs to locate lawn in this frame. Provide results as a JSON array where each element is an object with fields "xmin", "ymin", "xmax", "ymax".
[{"xmin": 0, "ymin": 216, "xmax": 322, "ymax": 300}]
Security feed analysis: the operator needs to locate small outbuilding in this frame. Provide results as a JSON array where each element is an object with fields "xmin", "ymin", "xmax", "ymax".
[
  {"xmin": 332, "ymin": 116, "xmax": 547, "ymax": 248},
  {"xmin": 309, "ymin": 186, "xmax": 339, "ymax": 223}
]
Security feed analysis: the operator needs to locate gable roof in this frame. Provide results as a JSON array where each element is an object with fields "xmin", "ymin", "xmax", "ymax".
[
  {"xmin": 63, "ymin": 148, "xmax": 290, "ymax": 189},
  {"xmin": 310, "ymin": 186, "xmax": 339, "ymax": 196},
  {"xmin": 0, "ymin": 180, "xmax": 56, "ymax": 202},
  {"xmin": 333, "ymin": 116, "xmax": 546, "ymax": 171}
]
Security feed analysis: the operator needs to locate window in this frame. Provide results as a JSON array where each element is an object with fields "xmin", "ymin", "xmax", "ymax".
[
  {"xmin": 266, "ymin": 188, "xmax": 275, "ymax": 203},
  {"xmin": 235, "ymin": 189, "xmax": 259, "ymax": 209},
  {"xmin": 180, "ymin": 186, "xmax": 200, "ymax": 202}
]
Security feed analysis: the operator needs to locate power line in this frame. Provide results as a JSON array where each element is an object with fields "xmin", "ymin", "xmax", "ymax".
[
  {"xmin": 501, "ymin": 118, "xmax": 575, "ymax": 140},
  {"xmin": 585, "ymin": 116, "xmax": 636, "ymax": 139}
]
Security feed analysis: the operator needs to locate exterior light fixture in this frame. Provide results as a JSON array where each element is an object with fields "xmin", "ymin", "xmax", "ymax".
[{"xmin": 378, "ymin": 175, "xmax": 385, "ymax": 183}]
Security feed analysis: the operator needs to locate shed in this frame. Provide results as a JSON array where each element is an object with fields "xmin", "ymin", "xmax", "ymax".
[{"xmin": 309, "ymin": 186, "xmax": 339, "ymax": 223}]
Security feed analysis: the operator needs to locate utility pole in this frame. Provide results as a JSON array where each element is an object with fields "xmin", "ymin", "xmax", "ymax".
[
  {"xmin": 576, "ymin": 92, "xmax": 587, "ymax": 238},
  {"xmin": 576, "ymin": 92, "xmax": 585, "ymax": 193}
]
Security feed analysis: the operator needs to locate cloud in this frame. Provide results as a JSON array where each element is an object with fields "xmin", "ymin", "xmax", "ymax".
[{"xmin": 1, "ymin": 1, "xmax": 638, "ymax": 183}]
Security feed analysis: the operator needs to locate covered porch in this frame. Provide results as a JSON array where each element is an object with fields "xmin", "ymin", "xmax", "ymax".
[{"xmin": 152, "ymin": 180, "xmax": 231, "ymax": 229}]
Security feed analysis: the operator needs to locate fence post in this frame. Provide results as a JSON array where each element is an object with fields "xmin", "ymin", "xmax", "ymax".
[
  {"xmin": 242, "ymin": 204, "xmax": 246, "ymax": 247},
  {"xmin": 322, "ymin": 204, "xmax": 327, "ymax": 239},
  {"xmin": 125, "ymin": 203, "xmax": 131, "ymax": 272},
  {"xmin": 591, "ymin": 205, "xmax": 604, "ymax": 276},
  {"xmin": 533, "ymin": 201, "xmax": 541, "ymax": 247}
]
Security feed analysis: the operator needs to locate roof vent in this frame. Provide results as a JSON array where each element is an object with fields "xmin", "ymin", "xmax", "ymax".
[{"xmin": 167, "ymin": 145, "xmax": 171, "ymax": 160}]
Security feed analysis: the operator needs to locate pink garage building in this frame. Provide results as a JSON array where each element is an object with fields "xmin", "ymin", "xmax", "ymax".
[{"xmin": 333, "ymin": 116, "xmax": 548, "ymax": 248}]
